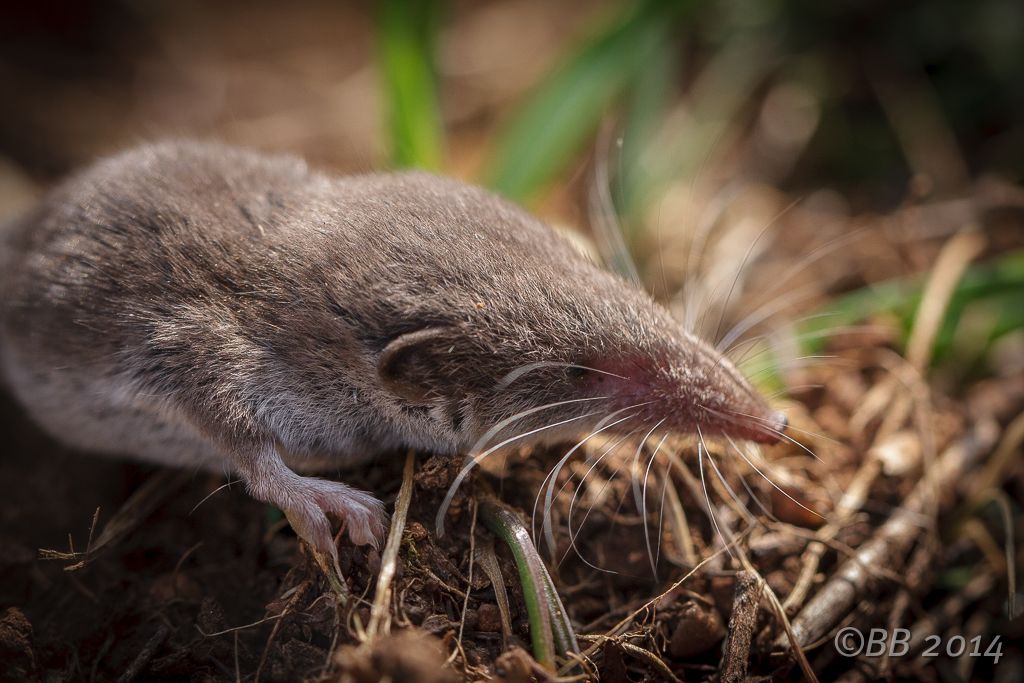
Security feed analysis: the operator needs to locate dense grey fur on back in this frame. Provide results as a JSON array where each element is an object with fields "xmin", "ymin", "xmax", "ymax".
[{"xmin": 0, "ymin": 141, "xmax": 778, "ymax": 550}]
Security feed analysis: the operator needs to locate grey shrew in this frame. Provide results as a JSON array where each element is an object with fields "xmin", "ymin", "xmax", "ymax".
[{"xmin": 0, "ymin": 141, "xmax": 787, "ymax": 564}]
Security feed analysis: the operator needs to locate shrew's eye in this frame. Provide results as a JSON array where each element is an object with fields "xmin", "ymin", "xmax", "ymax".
[{"xmin": 567, "ymin": 366, "xmax": 588, "ymax": 380}]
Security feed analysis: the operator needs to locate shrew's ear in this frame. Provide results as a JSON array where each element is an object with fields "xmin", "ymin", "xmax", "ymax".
[{"xmin": 377, "ymin": 327, "xmax": 455, "ymax": 404}]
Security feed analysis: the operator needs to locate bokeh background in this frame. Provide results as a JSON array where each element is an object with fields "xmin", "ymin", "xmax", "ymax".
[
  {"xmin": 3, "ymin": 0, "xmax": 1021, "ymax": 210},
  {"xmin": 2, "ymin": 2, "xmax": 1023, "ymax": 681},
  {"xmin": 3, "ymin": 0, "xmax": 1023, "ymax": 385}
]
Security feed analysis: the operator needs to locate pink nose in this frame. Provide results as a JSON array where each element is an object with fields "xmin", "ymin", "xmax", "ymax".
[{"xmin": 744, "ymin": 411, "xmax": 788, "ymax": 444}]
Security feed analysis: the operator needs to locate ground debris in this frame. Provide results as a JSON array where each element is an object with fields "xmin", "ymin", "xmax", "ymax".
[
  {"xmin": 333, "ymin": 630, "xmax": 457, "ymax": 683},
  {"xmin": 2, "ymin": 194, "xmax": 1022, "ymax": 682}
]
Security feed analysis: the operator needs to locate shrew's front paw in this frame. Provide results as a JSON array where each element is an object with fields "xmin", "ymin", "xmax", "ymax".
[
  {"xmin": 304, "ymin": 479, "xmax": 388, "ymax": 549},
  {"xmin": 257, "ymin": 476, "xmax": 388, "ymax": 559}
]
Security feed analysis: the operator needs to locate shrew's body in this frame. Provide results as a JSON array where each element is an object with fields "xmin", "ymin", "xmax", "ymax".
[{"xmin": 0, "ymin": 141, "xmax": 783, "ymax": 561}]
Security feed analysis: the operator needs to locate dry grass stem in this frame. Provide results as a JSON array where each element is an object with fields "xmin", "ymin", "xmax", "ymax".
[
  {"xmin": 782, "ymin": 422, "xmax": 999, "ymax": 648},
  {"xmin": 365, "ymin": 450, "xmax": 416, "ymax": 640}
]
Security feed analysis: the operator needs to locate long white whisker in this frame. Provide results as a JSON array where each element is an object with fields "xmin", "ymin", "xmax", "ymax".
[
  {"xmin": 716, "ymin": 225, "xmax": 871, "ymax": 354},
  {"xmin": 697, "ymin": 426, "xmax": 733, "ymax": 559},
  {"xmin": 559, "ymin": 429, "xmax": 637, "ymax": 570},
  {"xmin": 654, "ymin": 460, "xmax": 671, "ymax": 569},
  {"xmin": 745, "ymin": 354, "xmax": 839, "ymax": 379},
  {"xmin": 710, "ymin": 405, "xmax": 832, "ymax": 457},
  {"xmin": 716, "ymin": 405, "xmax": 840, "ymax": 445},
  {"xmin": 536, "ymin": 408, "xmax": 643, "ymax": 558},
  {"xmin": 783, "ymin": 425, "xmax": 837, "ymax": 444},
  {"xmin": 584, "ymin": 444, "xmax": 663, "ymax": 579},
  {"xmin": 703, "ymin": 443, "xmax": 757, "ymax": 525},
  {"xmin": 641, "ymin": 432, "xmax": 670, "ymax": 577},
  {"xmin": 496, "ymin": 362, "xmax": 627, "ymax": 390},
  {"xmin": 557, "ymin": 428, "xmax": 639, "ymax": 539},
  {"xmin": 681, "ymin": 184, "xmax": 735, "ymax": 332},
  {"xmin": 724, "ymin": 435, "xmax": 825, "ymax": 520},
  {"xmin": 742, "ymin": 226, "xmax": 868, "ymax": 313},
  {"xmin": 722, "ymin": 334, "xmax": 771, "ymax": 366},
  {"xmin": 736, "ymin": 463, "xmax": 779, "ymax": 521},
  {"xmin": 763, "ymin": 421, "xmax": 827, "ymax": 458},
  {"xmin": 468, "ymin": 395, "xmax": 610, "ymax": 456},
  {"xmin": 631, "ymin": 418, "xmax": 668, "ymax": 515},
  {"xmin": 717, "ymin": 283, "xmax": 823, "ymax": 352},
  {"xmin": 728, "ymin": 321, "xmax": 894, "ymax": 376},
  {"xmin": 712, "ymin": 196, "xmax": 802, "ymax": 344},
  {"xmin": 723, "ymin": 311, "xmax": 862, "ymax": 362},
  {"xmin": 591, "ymin": 122, "xmax": 642, "ymax": 285},
  {"xmin": 763, "ymin": 384, "xmax": 824, "ymax": 400},
  {"xmin": 568, "ymin": 469, "xmax": 625, "ymax": 575},
  {"xmin": 748, "ymin": 322, "xmax": 895, "ymax": 355},
  {"xmin": 592, "ymin": 400, "xmax": 654, "ymax": 432},
  {"xmin": 435, "ymin": 408, "xmax": 605, "ymax": 537}
]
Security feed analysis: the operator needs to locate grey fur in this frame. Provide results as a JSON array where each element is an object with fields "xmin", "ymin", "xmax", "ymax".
[{"xmin": 0, "ymin": 141, "xmax": 780, "ymax": 555}]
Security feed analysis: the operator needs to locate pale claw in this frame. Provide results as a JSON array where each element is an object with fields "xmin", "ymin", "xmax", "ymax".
[{"xmin": 279, "ymin": 478, "xmax": 388, "ymax": 559}]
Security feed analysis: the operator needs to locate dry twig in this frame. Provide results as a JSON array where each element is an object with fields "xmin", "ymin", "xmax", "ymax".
[
  {"xmin": 720, "ymin": 570, "xmax": 764, "ymax": 683},
  {"xmin": 366, "ymin": 450, "xmax": 416, "ymax": 640},
  {"xmin": 781, "ymin": 422, "xmax": 999, "ymax": 648}
]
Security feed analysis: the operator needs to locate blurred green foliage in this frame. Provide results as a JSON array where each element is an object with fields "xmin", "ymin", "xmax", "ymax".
[
  {"xmin": 486, "ymin": 0, "xmax": 688, "ymax": 204},
  {"xmin": 377, "ymin": 0, "xmax": 1024, "ymax": 374},
  {"xmin": 379, "ymin": 0, "xmax": 1023, "ymax": 201},
  {"xmin": 378, "ymin": 0, "xmax": 445, "ymax": 170},
  {"xmin": 764, "ymin": 0, "xmax": 1024, "ymax": 195},
  {"xmin": 804, "ymin": 249, "xmax": 1024, "ymax": 367}
]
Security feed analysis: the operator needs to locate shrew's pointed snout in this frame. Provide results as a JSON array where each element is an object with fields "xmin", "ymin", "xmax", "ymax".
[
  {"xmin": 747, "ymin": 410, "xmax": 788, "ymax": 444},
  {"xmin": 580, "ymin": 333, "xmax": 789, "ymax": 445},
  {"xmin": 679, "ymin": 340, "xmax": 789, "ymax": 444},
  {"xmin": 736, "ymin": 409, "xmax": 789, "ymax": 444}
]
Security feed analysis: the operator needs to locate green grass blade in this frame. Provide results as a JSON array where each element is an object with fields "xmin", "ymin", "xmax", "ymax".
[
  {"xmin": 801, "ymin": 249, "xmax": 1024, "ymax": 359},
  {"xmin": 480, "ymin": 499, "xmax": 579, "ymax": 667},
  {"xmin": 745, "ymin": 250, "xmax": 1024, "ymax": 390},
  {"xmin": 487, "ymin": 0, "xmax": 689, "ymax": 203},
  {"xmin": 378, "ymin": 0, "xmax": 445, "ymax": 169}
]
